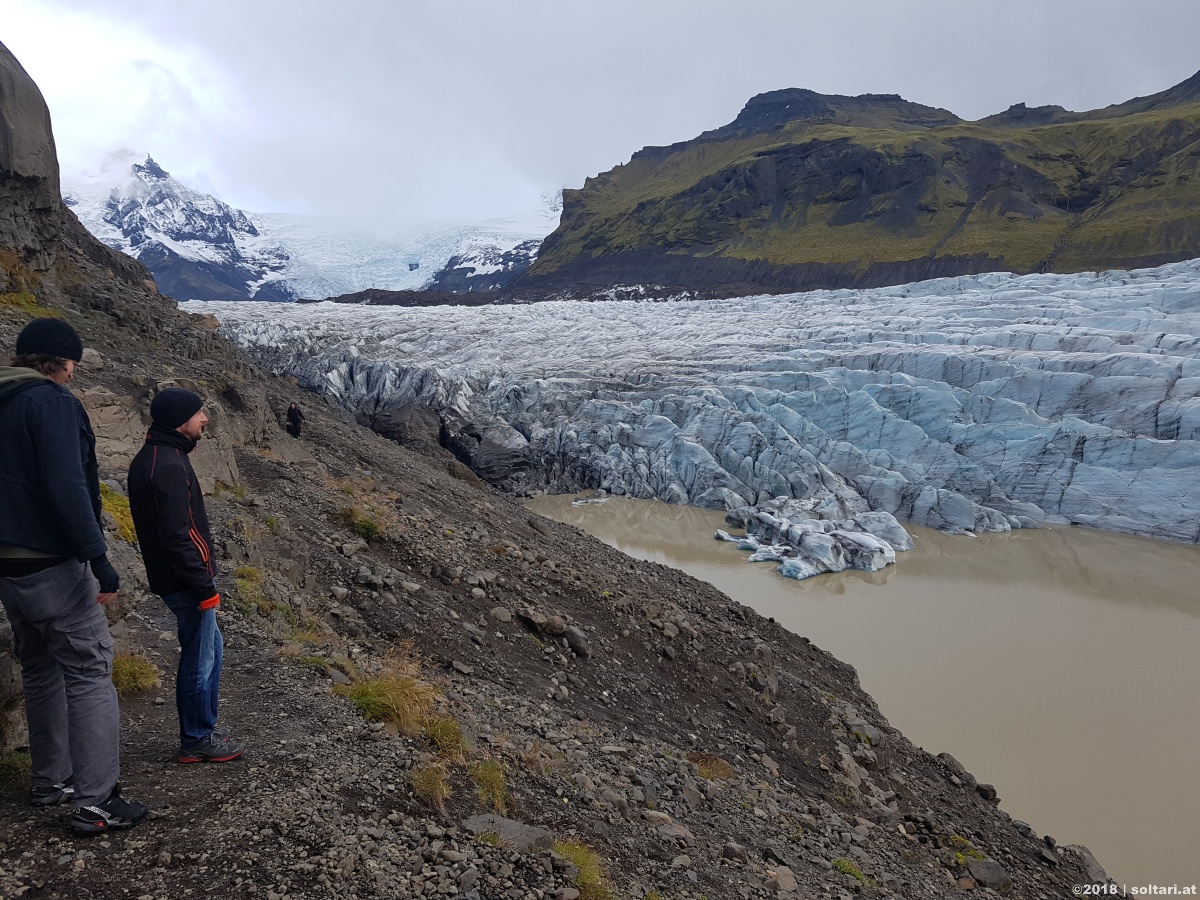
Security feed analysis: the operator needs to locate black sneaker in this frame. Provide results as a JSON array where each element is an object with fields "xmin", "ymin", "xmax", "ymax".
[
  {"xmin": 69, "ymin": 783, "xmax": 148, "ymax": 834},
  {"xmin": 178, "ymin": 732, "xmax": 245, "ymax": 763},
  {"xmin": 30, "ymin": 778, "xmax": 74, "ymax": 807}
]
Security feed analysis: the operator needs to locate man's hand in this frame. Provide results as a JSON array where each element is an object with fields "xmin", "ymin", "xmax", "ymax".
[
  {"xmin": 89, "ymin": 553, "xmax": 120, "ymax": 594},
  {"xmin": 97, "ymin": 592, "xmax": 118, "ymax": 605}
]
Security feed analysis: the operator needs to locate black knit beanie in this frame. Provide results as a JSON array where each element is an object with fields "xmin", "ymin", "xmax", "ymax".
[
  {"xmin": 15, "ymin": 318, "xmax": 84, "ymax": 362},
  {"xmin": 150, "ymin": 388, "xmax": 204, "ymax": 429}
]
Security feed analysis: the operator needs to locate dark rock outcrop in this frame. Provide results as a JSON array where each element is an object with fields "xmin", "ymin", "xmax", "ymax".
[
  {"xmin": 0, "ymin": 41, "xmax": 176, "ymax": 333},
  {"xmin": 425, "ymin": 239, "xmax": 541, "ymax": 293}
]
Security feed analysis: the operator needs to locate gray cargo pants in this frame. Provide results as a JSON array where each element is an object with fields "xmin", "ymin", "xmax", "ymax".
[{"xmin": 0, "ymin": 560, "xmax": 120, "ymax": 807}]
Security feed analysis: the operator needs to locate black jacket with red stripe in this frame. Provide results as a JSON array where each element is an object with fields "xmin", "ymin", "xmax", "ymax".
[{"xmin": 127, "ymin": 424, "xmax": 218, "ymax": 606}]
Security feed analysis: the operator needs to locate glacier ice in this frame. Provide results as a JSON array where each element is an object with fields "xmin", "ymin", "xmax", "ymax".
[{"xmin": 192, "ymin": 258, "xmax": 1200, "ymax": 580}]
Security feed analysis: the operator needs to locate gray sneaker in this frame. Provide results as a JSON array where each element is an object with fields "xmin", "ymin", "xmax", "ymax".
[
  {"xmin": 30, "ymin": 778, "xmax": 74, "ymax": 807},
  {"xmin": 178, "ymin": 732, "xmax": 246, "ymax": 763},
  {"xmin": 69, "ymin": 783, "xmax": 148, "ymax": 833}
]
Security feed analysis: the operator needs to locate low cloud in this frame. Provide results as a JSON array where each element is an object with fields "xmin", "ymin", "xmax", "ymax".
[{"xmin": 8, "ymin": 0, "xmax": 1199, "ymax": 226}]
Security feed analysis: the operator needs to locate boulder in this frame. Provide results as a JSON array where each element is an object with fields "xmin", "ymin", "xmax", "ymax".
[
  {"xmin": 461, "ymin": 814, "xmax": 553, "ymax": 852},
  {"xmin": 965, "ymin": 858, "xmax": 1012, "ymax": 893}
]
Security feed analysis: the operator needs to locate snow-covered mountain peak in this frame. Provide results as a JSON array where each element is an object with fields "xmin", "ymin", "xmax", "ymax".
[
  {"xmin": 63, "ymin": 152, "xmax": 289, "ymax": 300},
  {"xmin": 62, "ymin": 154, "xmax": 561, "ymax": 301}
]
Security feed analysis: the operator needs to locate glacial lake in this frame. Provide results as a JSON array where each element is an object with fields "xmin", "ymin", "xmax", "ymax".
[{"xmin": 526, "ymin": 494, "xmax": 1200, "ymax": 887}]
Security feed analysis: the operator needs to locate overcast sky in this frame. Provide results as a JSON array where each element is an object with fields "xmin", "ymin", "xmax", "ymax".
[{"xmin": 6, "ymin": 0, "xmax": 1199, "ymax": 227}]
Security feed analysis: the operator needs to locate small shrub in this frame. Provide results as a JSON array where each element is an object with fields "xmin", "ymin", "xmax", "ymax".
[
  {"xmin": 424, "ymin": 716, "xmax": 467, "ymax": 761},
  {"xmin": 410, "ymin": 764, "xmax": 450, "ymax": 813},
  {"xmin": 832, "ymin": 858, "xmax": 866, "ymax": 884},
  {"xmin": 99, "ymin": 484, "xmax": 137, "ymax": 543},
  {"xmin": 687, "ymin": 751, "xmax": 734, "ymax": 781},
  {"xmin": 947, "ymin": 834, "xmax": 987, "ymax": 862},
  {"xmin": 111, "ymin": 653, "xmax": 162, "ymax": 694},
  {"xmin": 476, "ymin": 831, "xmax": 501, "ymax": 847},
  {"xmin": 233, "ymin": 567, "xmax": 272, "ymax": 616},
  {"xmin": 551, "ymin": 840, "xmax": 613, "ymax": 900},
  {"xmin": 469, "ymin": 757, "xmax": 510, "ymax": 813},
  {"xmin": 214, "ymin": 480, "xmax": 246, "ymax": 500},
  {"xmin": 0, "ymin": 751, "xmax": 31, "ymax": 799},
  {"xmin": 335, "ymin": 675, "xmax": 438, "ymax": 736},
  {"xmin": 336, "ymin": 507, "xmax": 382, "ymax": 542},
  {"xmin": 233, "ymin": 565, "xmax": 262, "ymax": 582}
]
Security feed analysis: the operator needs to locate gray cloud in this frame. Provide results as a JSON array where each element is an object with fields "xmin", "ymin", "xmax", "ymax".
[{"xmin": 7, "ymin": 0, "xmax": 1199, "ymax": 226}]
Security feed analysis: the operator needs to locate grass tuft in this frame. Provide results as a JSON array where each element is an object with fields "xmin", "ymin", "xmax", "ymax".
[
  {"xmin": 99, "ymin": 484, "xmax": 137, "ymax": 543},
  {"xmin": 551, "ymin": 840, "xmax": 613, "ymax": 900},
  {"xmin": 469, "ymin": 757, "xmax": 510, "ymax": 813},
  {"xmin": 335, "ymin": 675, "xmax": 438, "ymax": 736},
  {"xmin": 111, "ymin": 652, "xmax": 162, "ymax": 695},
  {"xmin": 687, "ymin": 751, "xmax": 734, "ymax": 781},
  {"xmin": 336, "ymin": 506, "xmax": 383, "ymax": 542},
  {"xmin": 424, "ymin": 716, "xmax": 467, "ymax": 761},
  {"xmin": 833, "ymin": 857, "xmax": 867, "ymax": 884},
  {"xmin": 233, "ymin": 566, "xmax": 272, "ymax": 616},
  {"xmin": 409, "ymin": 764, "xmax": 450, "ymax": 813}
]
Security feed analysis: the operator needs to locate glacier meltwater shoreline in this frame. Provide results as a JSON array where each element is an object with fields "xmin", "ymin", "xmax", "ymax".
[{"xmin": 190, "ymin": 259, "xmax": 1200, "ymax": 580}]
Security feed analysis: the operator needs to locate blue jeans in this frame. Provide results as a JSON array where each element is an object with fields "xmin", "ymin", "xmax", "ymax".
[{"xmin": 161, "ymin": 590, "xmax": 223, "ymax": 745}]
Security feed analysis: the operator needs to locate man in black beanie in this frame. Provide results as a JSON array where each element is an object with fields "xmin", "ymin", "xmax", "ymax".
[
  {"xmin": 0, "ymin": 317, "xmax": 148, "ymax": 832},
  {"xmin": 128, "ymin": 388, "xmax": 245, "ymax": 763}
]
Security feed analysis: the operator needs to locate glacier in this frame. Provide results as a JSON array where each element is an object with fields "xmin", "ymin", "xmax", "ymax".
[{"xmin": 191, "ymin": 259, "xmax": 1200, "ymax": 578}]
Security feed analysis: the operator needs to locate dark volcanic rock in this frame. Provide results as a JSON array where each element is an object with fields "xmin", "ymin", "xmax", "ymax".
[
  {"xmin": 0, "ymin": 41, "xmax": 59, "ymax": 201},
  {"xmin": 426, "ymin": 239, "xmax": 541, "ymax": 293}
]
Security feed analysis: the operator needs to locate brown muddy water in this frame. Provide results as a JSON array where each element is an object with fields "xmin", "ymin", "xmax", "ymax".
[{"xmin": 526, "ymin": 494, "xmax": 1200, "ymax": 887}]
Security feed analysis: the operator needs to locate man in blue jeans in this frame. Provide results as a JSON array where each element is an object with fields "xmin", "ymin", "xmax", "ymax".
[
  {"xmin": 127, "ymin": 388, "xmax": 245, "ymax": 763},
  {"xmin": 0, "ymin": 318, "xmax": 147, "ymax": 832}
]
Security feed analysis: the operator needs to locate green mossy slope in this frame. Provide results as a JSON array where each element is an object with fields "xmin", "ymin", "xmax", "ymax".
[{"xmin": 527, "ymin": 75, "xmax": 1200, "ymax": 291}]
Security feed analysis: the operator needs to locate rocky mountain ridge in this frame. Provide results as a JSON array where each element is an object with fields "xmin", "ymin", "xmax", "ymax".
[
  {"xmin": 523, "ymin": 71, "xmax": 1200, "ymax": 293},
  {"xmin": 2, "ymin": 38, "xmax": 1110, "ymax": 898},
  {"xmin": 64, "ymin": 151, "xmax": 296, "ymax": 301}
]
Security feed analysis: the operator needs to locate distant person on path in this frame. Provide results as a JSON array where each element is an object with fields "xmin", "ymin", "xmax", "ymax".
[
  {"xmin": 128, "ymin": 388, "xmax": 246, "ymax": 764},
  {"xmin": 286, "ymin": 402, "xmax": 305, "ymax": 438},
  {"xmin": 0, "ymin": 318, "xmax": 148, "ymax": 833}
]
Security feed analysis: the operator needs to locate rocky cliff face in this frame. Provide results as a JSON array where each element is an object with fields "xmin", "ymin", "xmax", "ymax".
[
  {"xmin": 0, "ymin": 44, "xmax": 181, "ymax": 336},
  {"xmin": 524, "ymin": 74, "xmax": 1200, "ymax": 293}
]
